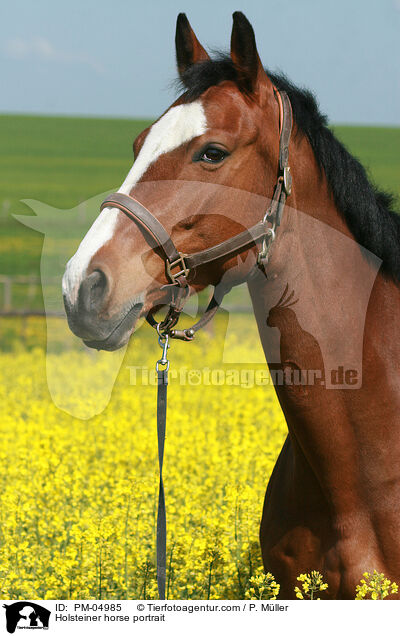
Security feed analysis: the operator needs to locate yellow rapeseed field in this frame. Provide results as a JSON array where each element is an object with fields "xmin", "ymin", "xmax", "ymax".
[{"xmin": 0, "ymin": 316, "xmax": 286, "ymax": 600}]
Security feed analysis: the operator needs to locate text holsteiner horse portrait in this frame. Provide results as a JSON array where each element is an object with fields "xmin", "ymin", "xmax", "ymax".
[{"xmin": 62, "ymin": 12, "xmax": 400, "ymax": 599}]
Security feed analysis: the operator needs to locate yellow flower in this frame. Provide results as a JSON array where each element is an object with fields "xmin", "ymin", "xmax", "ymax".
[
  {"xmin": 355, "ymin": 570, "xmax": 398, "ymax": 600},
  {"xmin": 245, "ymin": 570, "xmax": 280, "ymax": 600},
  {"xmin": 295, "ymin": 571, "xmax": 329, "ymax": 600},
  {"xmin": 0, "ymin": 317, "xmax": 287, "ymax": 599}
]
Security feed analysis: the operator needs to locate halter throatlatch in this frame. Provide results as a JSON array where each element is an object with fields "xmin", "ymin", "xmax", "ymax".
[{"xmin": 100, "ymin": 89, "xmax": 293, "ymax": 341}]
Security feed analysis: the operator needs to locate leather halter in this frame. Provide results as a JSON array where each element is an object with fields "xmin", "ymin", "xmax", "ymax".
[{"xmin": 100, "ymin": 89, "xmax": 293, "ymax": 340}]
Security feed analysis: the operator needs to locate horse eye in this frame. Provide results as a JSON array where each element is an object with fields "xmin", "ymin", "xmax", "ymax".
[{"xmin": 200, "ymin": 147, "xmax": 227, "ymax": 163}]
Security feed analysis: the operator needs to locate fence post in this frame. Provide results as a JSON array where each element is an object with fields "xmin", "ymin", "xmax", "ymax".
[{"xmin": 3, "ymin": 277, "xmax": 12, "ymax": 312}]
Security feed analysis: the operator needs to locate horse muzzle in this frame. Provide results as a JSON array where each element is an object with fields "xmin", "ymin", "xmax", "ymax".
[{"xmin": 63, "ymin": 269, "xmax": 144, "ymax": 350}]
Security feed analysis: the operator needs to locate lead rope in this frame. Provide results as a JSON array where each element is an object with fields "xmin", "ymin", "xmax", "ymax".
[{"xmin": 155, "ymin": 327, "xmax": 170, "ymax": 599}]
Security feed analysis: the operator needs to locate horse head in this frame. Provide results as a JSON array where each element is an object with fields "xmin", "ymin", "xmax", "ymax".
[{"xmin": 63, "ymin": 12, "xmax": 288, "ymax": 350}]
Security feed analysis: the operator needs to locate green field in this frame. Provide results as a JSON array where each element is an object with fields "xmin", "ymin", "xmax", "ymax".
[{"xmin": 0, "ymin": 114, "xmax": 399, "ymax": 289}]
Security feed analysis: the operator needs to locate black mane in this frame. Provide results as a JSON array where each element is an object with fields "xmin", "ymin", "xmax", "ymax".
[{"xmin": 180, "ymin": 56, "xmax": 400, "ymax": 281}]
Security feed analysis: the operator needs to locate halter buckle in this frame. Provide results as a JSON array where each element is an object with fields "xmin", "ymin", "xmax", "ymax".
[{"xmin": 166, "ymin": 253, "xmax": 190, "ymax": 283}]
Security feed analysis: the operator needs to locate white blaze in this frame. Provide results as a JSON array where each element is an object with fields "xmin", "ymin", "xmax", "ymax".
[
  {"xmin": 62, "ymin": 101, "xmax": 207, "ymax": 304},
  {"xmin": 120, "ymin": 101, "xmax": 207, "ymax": 193}
]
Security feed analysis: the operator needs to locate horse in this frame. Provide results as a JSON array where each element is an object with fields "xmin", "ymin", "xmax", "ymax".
[{"xmin": 62, "ymin": 12, "xmax": 400, "ymax": 598}]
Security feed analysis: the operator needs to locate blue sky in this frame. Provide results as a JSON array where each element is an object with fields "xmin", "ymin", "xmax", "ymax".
[{"xmin": 1, "ymin": 0, "xmax": 399, "ymax": 124}]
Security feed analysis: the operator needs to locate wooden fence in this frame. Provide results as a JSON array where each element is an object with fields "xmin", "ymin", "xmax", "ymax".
[
  {"xmin": 0, "ymin": 275, "xmax": 63, "ymax": 316},
  {"xmin": 0, "ymin": 274, "xmax": 253, "ymax": 317}
]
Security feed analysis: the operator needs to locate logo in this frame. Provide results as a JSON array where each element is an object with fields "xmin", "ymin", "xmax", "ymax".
[{"xmin": 2, "ymin": 603, "xmax": 50, "ymax": 633}]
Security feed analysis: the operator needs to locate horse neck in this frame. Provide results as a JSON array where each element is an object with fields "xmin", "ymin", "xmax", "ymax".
[{"xmin": 247, "ymin": 133, "xmax": 400, "ymax": 513}]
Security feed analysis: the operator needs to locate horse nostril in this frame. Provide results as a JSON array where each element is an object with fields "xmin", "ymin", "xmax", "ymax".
[{"xmin": 79, "ymin": 269, "xmax": 109, "ymax": 313}]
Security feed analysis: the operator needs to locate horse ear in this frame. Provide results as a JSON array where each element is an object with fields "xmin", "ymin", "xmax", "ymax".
[
  {"xmin": 175, "ymin": 13, "xmax": 210, "ymax": 78},
  {"xmin": 230, "ymin": 12, "xmax": 268, "ymax": 94}
]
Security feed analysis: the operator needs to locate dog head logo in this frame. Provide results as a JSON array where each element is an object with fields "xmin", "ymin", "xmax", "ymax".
[{"xmin": 3, "ymin": 602, "xmax": 50, "ymax": 633}]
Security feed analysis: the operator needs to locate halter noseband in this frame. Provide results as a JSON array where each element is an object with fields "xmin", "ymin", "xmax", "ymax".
[{"xmin": 100, "ymin": 89, "xmax": 293, "ymax": 341}]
